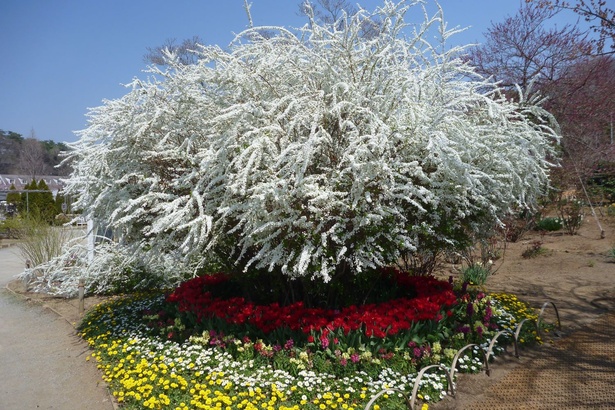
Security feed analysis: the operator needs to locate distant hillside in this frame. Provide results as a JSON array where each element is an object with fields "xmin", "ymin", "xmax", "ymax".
[{"xmin": 0, "ymin": 130, "xmax": 72, "ymax": 177}]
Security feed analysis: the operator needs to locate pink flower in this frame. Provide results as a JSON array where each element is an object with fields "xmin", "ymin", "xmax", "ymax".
[{"xmin": 321, "ymin": 336, "xmax": 330, "ymax": 349}]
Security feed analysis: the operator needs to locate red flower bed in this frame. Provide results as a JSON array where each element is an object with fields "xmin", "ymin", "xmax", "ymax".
[{"xmin": 166, "ymin": 271, "xmax": 457, "ymax": 339}]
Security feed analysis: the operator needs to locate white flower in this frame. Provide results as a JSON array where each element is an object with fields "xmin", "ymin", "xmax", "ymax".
[{"xmin": 55, "ymin": 0, "xmax": 559, "ymax": 287}]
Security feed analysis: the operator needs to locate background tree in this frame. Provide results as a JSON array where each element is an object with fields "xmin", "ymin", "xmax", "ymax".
[
  {"xmin": 41, "ymin": 140, "xmax": 72, "ymax": 175},
  {"xmin": 36, "ymin": 179, "xmax": 57, "ymax": 222},
  {"xmin": 470, "ymin": 1, "xmax": 614, "ymax": 196},
  {"xmin": 6, "ymin": 183, "xmax": 21, "ymax": 214},
  {"xmin": 534, "ymin": 0, "xmax": 615, "ymax": 55},
  {"xmin": 20, "ymin": 180, "xmax": 37, "ymax": 214},
  {"xmin": 16, "ymin": 136, "xmax": 50, "ymax": 179},
  {"xmin": 143, "ymin": 36, "xmax": 203, "ymax": 66},
  {"xmin": 544, "ymin": 55, "xmax": 615, "ymax": 188},
  {"xmin": 299, "ymin": 0, "xmax": 383, "ymax": 38},
  {"xmin": 0, "ymin": 130, "xmax": 23, "ymax": 174},
  {"xmin": 19, "ymin": 179, "xmax": 56, "ymax": 222},
  {"xmin": 468, "ymin": 2, "xmax": 592, "ymax": 91},
  {"xmin": 299, "ymin": 0, "xmax": 357, "ymax": 25},
  {"xmin": 0, "ymin": 129, "xmax": 71, "ymax": 175}
]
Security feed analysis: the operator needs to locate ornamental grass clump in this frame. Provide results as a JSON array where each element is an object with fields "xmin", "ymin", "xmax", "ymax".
[{"xmin": 460, "ymin": 263, "xmax": 492, "ymax": 286}]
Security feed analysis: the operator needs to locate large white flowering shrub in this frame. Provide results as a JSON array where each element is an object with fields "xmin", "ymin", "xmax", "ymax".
[{"xmin": 64, "ymin": 1, "xmax": 559, "ymax": 283}]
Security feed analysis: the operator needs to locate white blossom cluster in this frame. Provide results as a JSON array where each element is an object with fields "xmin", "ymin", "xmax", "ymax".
[
  {"xmin": 64, "ymin": 1, "xmax": 559, "ymax": 282},
  {"xmin": 19, "ymin": 240, "xmax": 188, "ymax": 297}
]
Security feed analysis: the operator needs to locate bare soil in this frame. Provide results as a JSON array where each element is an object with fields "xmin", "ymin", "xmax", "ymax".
[
  {"xmin": 432, "ymin": 208, "xmax": 615, "ymax": 409},
  {"xmin": 469, "ymin": 209, "xmax": 615, "ymax": 330}
]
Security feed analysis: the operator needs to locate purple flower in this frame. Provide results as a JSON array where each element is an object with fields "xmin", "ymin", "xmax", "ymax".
[
  {"xmin": 483, "ymin": 305, "xmax": 492, "ymax": 325},
  {"xmin": 351, "ymin": 353, "xmax": 360, "ymax": 363},
  {"xmin": 466, "ymin": 302, "xmax": 474, "ymax": 317}
]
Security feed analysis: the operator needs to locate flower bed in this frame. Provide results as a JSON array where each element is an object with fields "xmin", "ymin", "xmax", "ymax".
[
  {"xmin": 160, "ymin": 272, "xmax": 457, "ymax": 345},
  {"xmin": 79, "ymin": 273, "xmax": 543, "ymax": 409}
]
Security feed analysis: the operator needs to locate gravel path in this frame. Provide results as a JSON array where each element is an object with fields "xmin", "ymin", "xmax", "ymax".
[{"xmin": 0, "ymin": 246, "xmax": 114, "ymax": 410}]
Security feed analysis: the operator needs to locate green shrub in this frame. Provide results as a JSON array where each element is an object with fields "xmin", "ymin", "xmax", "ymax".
[
  {"xmin": 522, "ymin": 240, "xmax": 548, "ymax": 258},
  {"xmin": 557, "ymin": 198, "xmax": 584, "ymax": 235},
  {"xmin": 461, "ymin": 264, "xmax": 491, "ymax": 286},
  {"xmin": 0, "ymin": 216, "xmax": 24, "ymax": 239},
  {"xmin": 91, "ymin": 264, "xmax": 168, "ymax": 296},
  {"xmin": 535, "ymin": 217, "xmax": 563, "ymax": 232}
]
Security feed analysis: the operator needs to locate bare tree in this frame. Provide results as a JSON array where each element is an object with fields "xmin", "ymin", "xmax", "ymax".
[
  {"xmin": 17, "ymin": 134, "xmax": 49, "ymax": 180},
  {"xmin": 468, "ymin": 2, "xmax": 615, "ymax": 193},
  {"xmin": 298, "ymin": 0, "xmax": 382, "ymax": 38},
  {"xmin": 468, "ymin": 2, "xmax": 592, "ymax": 90},
  {"xmin": 299, "ymin": 0, "xmax": 357, "ymax": 25},
  {"xmin": 544, "ymin": 56, "xmax": 615, "ymax": 178},
  {"xmin": 143, "ymin": 36, "xmax": 203, "ymax": 66},
  {"xmin": 533, "ymin": 0, "xmax": 615, "ymax": 55}
]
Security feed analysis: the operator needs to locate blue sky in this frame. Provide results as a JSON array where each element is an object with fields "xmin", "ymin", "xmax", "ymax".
[{"xmin": 1, "ymin": 0, "xmax": 572, "ymax": 143}]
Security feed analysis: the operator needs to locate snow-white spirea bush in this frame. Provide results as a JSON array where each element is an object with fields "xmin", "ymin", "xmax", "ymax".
[
  {"xmin": 64, "ymin": 1, "xmax": 559, "ymax": 282},
  {"xmin": 19, "ymin": 239, "xmax": 190, "ymax": 297}
]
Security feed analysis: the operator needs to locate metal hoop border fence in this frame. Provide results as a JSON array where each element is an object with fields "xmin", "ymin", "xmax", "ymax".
[{"xmin": 364, "ymin": 300, "xmax": 562, "ymax": 410}]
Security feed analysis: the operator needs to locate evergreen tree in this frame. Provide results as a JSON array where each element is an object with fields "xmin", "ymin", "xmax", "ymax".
[
  {"xmin": 20, "ymin": 180, "xmax": 37, "ymax": 214},
  {"xmin": 37, "ymin": 179, "xmax": 56, "ymax": 222},
  {"xmin": 55, "ymin": 192, "xmax": 66, "ymax": 215},
  {"xmin": 6, "ymin": 183, "xmax": 20, "ymax": 215},
  {"xmin": 19, "ymin": 179, "xmax": 56, "ymax": 222}
]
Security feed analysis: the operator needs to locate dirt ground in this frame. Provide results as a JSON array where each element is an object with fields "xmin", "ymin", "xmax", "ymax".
[
  {"xmin": 471, "ymin": 208, "xmax": 615, "ymax": 330},
  {"xmin": 5, "ymin": 207, "xmax": 615, "ymax": 409},
  {"xmin": 432, "ymin": 207, "xmax": 615, "ymax": 409}
]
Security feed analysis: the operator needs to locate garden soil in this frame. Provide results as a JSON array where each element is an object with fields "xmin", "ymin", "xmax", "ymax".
[
  {"xmin": 1, "ymin": 208, "xmax": 615, "ymax": 409},
  {"xmin": 432, "ymin": 209, "xmax": 615, "ymax": 410}
]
